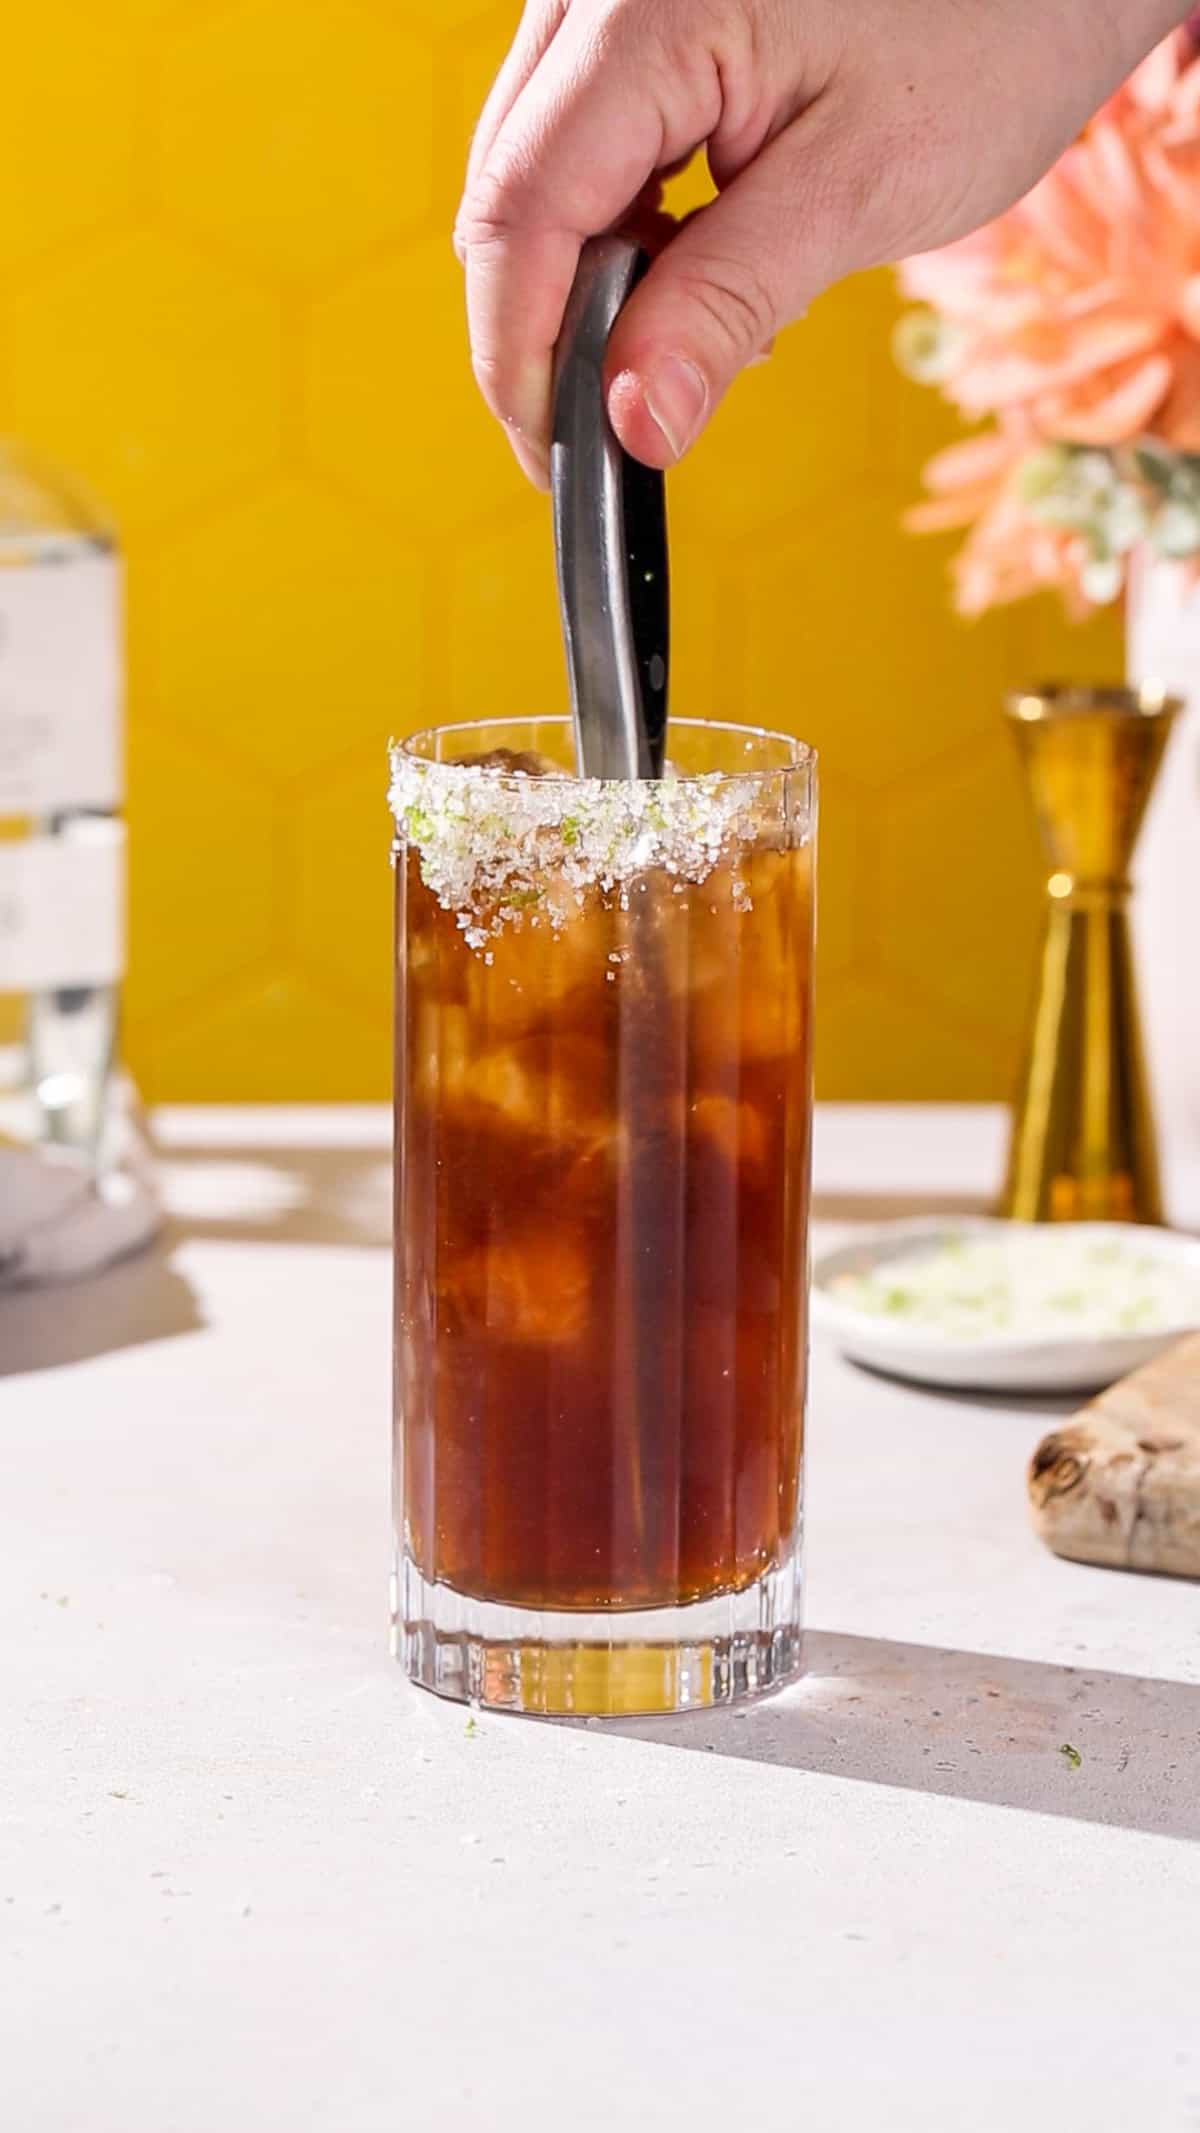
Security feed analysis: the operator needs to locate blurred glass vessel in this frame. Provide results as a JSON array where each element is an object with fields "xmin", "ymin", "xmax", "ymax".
[
  {"xmin": 0, "ymin": 442, "xmax": 123, "ymax": 1159},
  {"xmin": 1003, "ymin": 685, "xmax": 1181, "ymax": 1224},
  {"xmin": 390, "ymin": 716, "xmax": 815, "ymax": 1716}
]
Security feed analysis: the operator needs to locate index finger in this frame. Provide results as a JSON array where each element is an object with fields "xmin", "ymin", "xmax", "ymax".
[
  {"xmin": 457, "ymin": 8, "xmax": 687, "ymax": 480},
  {"xmin": 464, "ymin": 223, "xmax": 586, "ymax": 487},
  {"xmin": 456, "ymin": 0, "xmax": 567, "ymax": 262}
]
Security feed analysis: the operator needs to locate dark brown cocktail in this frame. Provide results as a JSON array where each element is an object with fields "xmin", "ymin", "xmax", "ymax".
[{"xmin": 391, "ymin": 718, "xmax": 814, "ymax": 1714}]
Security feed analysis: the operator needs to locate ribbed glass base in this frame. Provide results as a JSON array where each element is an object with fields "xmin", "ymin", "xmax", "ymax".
[{"xmin": 393, "ymin": 1547, "xmax": 803, "ymax": 1716}]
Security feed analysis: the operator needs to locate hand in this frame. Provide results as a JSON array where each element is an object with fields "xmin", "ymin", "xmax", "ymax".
[{"xmin": 455, "ymin": 0, "xmax": 1189, "ymax": 485}]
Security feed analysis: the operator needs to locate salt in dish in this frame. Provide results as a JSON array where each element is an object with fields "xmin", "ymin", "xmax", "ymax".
[{"xmin": 811, "ymin": 1218, "xmax": 1200, "ymax": 1393}]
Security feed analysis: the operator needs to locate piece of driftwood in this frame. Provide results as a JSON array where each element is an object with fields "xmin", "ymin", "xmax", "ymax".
[{"xmin": 1028, "ymin": 1333, "xmax": 1200, "ymax": 1579}]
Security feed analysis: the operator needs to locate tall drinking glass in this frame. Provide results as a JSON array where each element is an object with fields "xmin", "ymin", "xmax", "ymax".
[{"xmin": 390, "ymin": 717, "xmax": 815, "ymax": 1716}]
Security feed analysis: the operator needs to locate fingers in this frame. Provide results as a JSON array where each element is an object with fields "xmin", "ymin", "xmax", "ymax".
[
  {"xmin": 462, "ymin": 223, "xmax": 587, "ymax": 488},
  {"xmin": 456, "ymin": 6, "xmax": 716, "ymax": 484},
  {"xmin": 622, "ymin": 180, "xmax": 678, "ymax": 262},
  {"xmin": 604, "ymin": 99, "xmax": 868, "ymax": 466},
  {"xmin": 457, "ymin": 0, "xmax": 567, "ymax": 260}
]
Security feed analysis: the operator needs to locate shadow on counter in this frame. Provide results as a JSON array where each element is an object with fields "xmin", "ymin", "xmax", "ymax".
[
  {"xmin": 0, "ymin": 1246, "xmax": 201, "ymax": 1377},
  {"xmin": 0, "ymin": 1128, "xmax": 388, "ymax": 1378},
  {"xmin": 606, "ymin": 1627, "xmax": 1200, "ymax": 1841}
]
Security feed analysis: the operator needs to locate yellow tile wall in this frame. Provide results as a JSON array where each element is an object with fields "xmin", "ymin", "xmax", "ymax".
[{"xmin": 0, "ymin": 1, "xmax": 1121, "ymax": 1100}]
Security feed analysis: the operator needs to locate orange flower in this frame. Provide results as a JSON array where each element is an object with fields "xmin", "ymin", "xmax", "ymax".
[
  {"xmin": 904, "ymin": 423, "xmax": 1097, "ymax": 616},
  {"xmin": 898, "ymin": 24, "xmax": 1200, "ymax": 612}
]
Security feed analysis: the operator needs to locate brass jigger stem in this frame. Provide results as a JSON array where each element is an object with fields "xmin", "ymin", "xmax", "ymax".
[{"xmin": 1001, "ymin": 684, "xmax": 1182, "ymax": 1225}]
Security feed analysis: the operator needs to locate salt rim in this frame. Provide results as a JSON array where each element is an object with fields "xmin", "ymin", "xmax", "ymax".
[{"xmin": 387, "ymin": 745, "xmax": 783, "ymax": 949}]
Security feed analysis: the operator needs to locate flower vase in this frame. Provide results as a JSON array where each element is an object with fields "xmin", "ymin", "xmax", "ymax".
[{"xmin": 1126, "ymin": 554, "xmax": 1200, "ymax": 1227}]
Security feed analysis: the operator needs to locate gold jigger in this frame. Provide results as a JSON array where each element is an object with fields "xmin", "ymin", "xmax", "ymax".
[{"xmin": 1002, "ymin": 684, "xmax": 1182, "ymax": 1225}]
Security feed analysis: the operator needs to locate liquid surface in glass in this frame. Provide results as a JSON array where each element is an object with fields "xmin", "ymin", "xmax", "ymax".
[{"xmin": 394, "ymin": 737, "xmax": 813, "ymax": 1615}]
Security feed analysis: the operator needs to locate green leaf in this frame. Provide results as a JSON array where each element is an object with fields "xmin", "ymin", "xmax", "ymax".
[
  {"xmin": 1017, "ymin": 445, "xmax": 1072, "ymax": 507},
  {"xmin": 893, "ymin": 309, "xmax": 959, "ymax": 385},
  {"xmin": 1152, "ymin": 498, "xmax": 1200, "ymax": 559},
  {"xmin": 1134, "ymin": 441, "xmax": 1176, "ymax": 491}
]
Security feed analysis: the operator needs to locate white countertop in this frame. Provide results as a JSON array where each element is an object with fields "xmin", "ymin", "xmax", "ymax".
[{"xmin": 3, "ymin": 1105, "xmax": 1199, "ymax": 2132}]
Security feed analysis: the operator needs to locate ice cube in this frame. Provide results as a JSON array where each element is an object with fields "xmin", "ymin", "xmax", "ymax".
[
  {"xmin": 429, "ymin": 1033, "xmax": 613, "ymax": 1151},
  {"xmin": 687, "ymin": 1094, "xmax": 769, "ymax": 1172},
  {"xmin": 466, "ymin": 893, "xmax": 613, "ymax": 1037},
  {"xmin": 448, "ymin": 747, "xmax": 563, "ymax": 777},
  {"xmin": 440, "ymin": 1231, "xmax": 590, "ymax": 1345},
  {"xmin": 411, "ymin": 1001, "xmax": 471, "ymax": 1102}
]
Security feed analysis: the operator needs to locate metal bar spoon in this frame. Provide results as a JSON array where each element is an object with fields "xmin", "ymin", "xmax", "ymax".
[
  {"xmin": 550, "ymin": 236, "xmax": 678, "ymax": 1577},
  {"xmin": 551, "ymin": 236, "xmax": 669, "ymax": 781}
]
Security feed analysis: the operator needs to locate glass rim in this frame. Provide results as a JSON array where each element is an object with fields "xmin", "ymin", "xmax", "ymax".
[
  {"xmin": 1006, "ymin": 683, "xmax": 1183, "ymax": 724},
  {"xmin": 395, "ymin": 714, "xmax": 815, "ymax": 788}
]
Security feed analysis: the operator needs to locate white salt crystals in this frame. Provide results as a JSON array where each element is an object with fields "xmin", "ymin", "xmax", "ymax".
[
  {"xmin": 387, "ymin": 743, "xmax": 777, "ymax": 950},
  {"xmin": 831, "ymin": 1229, "xmax": 1200, "ymax": 1342}
]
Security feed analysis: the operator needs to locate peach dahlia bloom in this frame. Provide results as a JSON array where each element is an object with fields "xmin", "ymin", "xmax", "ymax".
[{"xmin": 898, "ymin": 22, "xmax": 1200, "ymax": 613}]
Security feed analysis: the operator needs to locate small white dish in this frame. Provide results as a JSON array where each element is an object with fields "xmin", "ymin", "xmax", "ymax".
[{"xmin": 811, "ymin": 1216, "xmax": 1200, "ymax": 1394}]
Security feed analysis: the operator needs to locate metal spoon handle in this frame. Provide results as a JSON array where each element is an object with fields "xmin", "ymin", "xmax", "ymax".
[{"xmin": 551, "ymin": 237, "xmax": 669, "ymax": 781}]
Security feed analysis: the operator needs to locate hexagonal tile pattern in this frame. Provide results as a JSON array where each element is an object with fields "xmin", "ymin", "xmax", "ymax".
[
  {"xmin": 1010, "ymin": 589, "xmax": 1124, "ymax": 693},
  {"xmin": 673, "ymin": 274, "xmax": 894, "ymax": 544},
  {"xmin": 878, "ymin": 735, "xmax": 1044, "ymax": 1041},
  {"xmin": 0, "ymin": 18, "xmax": 136, "ymax": 271},
  {"xmin": 815, "ymin": 971, "xmax": 1001, "ymax": 1104},
  {"xmin": 158, "ymin": 0, "xmax": 434, "ymax": 280},
  {"xmin": 292, "ymin": 745, "xmax": 394, "ymax": 1016},
  {"xmin": 109, "ymin": 0, "xmax": 214, "ymax": 18},
  {"xmin": 443, "ymin": 10, "xmax": 520, "ymax": 219},
  {"xmin": 305, "ymin": 236, "xmax": 519, "ymax": 536},
  {"xmin": 664, "ymin": 485, "xmax": 743, "ymax": 718},
  {"xmin": 124, "ymin": 720, "xmax": 277, "ymax": 1025},
  {"xmin": 739, "ymin": 483, "xmax": 1014, "ymax": 786},
  {"xmin": 7, "ymin": 231, "xmax": 282, "ymax": 532},
  {"xmin": 446, "ymin": 509, "xmax": 562, "ymax": 724},
  {"xmin": 812, "ymin": 769, "xmax": 864, "ymax": 986},
  {"xmin": 868, "ymin": 275, "xmax": 972, "ymax": 485},
  {"xmin": 395, "ymin": 0, "xmax": 507, "ymax": 27},
  {"xmin": 444, "ymin": 506, "xmax": 729, "ymax": 730},
  {"xmin": 154, "ymin": 479, "xmax": 426, "ymax": 774},
  {"xmin": 665, "ymin": 543, "xmax": 734, "ymax": 729},
  {"xmin": 0, "ymin": 5, "xmax": 1128, "ymax": 1101},
  {"xmin": 145, "ymin": 966, "xmax": 388, "ymax": 1100}
]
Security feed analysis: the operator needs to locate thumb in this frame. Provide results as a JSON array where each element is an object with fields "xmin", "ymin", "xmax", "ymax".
[{"xmin": 605, "ymin": 111, "xmax": 860, "ymax": 466}]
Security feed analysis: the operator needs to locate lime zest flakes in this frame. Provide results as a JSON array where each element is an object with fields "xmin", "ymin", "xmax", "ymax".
[
  {"xmin": 830, "ymin": 1231, "xmax": 1200, "ymax": 1343},
  {"xmin": 388, "ymin": 747, "xmax": 780, "ymax": 949},
  {"xmin": 1059, "ymin": 1743, "xmax": 1082, "ymax": 1771}
]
